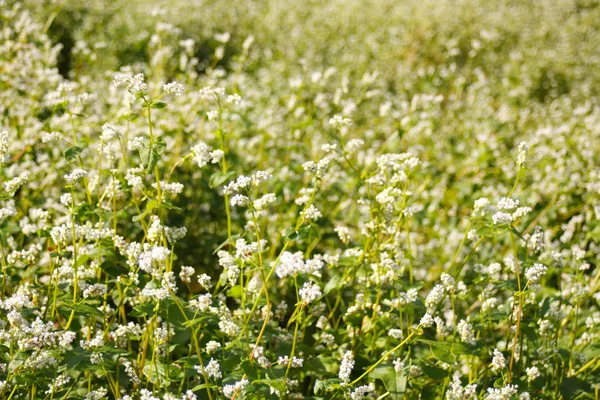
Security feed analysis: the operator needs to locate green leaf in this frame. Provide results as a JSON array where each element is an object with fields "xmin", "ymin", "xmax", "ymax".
[
  {"xmin": 0, "ymin": 190, "xmax": 11, "ymax": 201},
  {"xmin": 510, "ymin": 226, "xmax": 526, "ymax": 242},
  {"xmin": 66, "ymin": 349, "xmax": 88, "ymax": 370},
  {"xmin": 151, "ymin": 102, "xmax": 168, "ymax": 109},
  {"xmin": 416, "ymin": 338, "xmax": 476, "ymax": 363},
  {"xmin": 139, "ymin": 141, "xmax": 153, "ymax": 170},
  {"xmin": 239, "ymin": 359, "xmax": 260, "ymax": 380},
  {"xmin": 139, "ymin": 137, "xmax": 167, "ymax": 171},
  {"xmin": 64, "ymin": 146, "xmax": 83, "ymax": 162},
  {"xmin": 369, "ymin": 363, "xmax": 406, "ymax": 400},
  {"xmin": 132, "ymin": 199, "xmax": 158, "ymax": 222},
  {"xmin": 313, "ymin": 378, "xmax": 341, "ymax": 395},
  {"xmin": 182, "ymin": 315, "xmax": 214, "ymax": 328},
  {"xmin": 75, "ymin": 254, "xmax": 91, "ymax": 269},
  {"xmin": 100, "ymin": 260, "xmax": 127, "ymax": 277},
  {"xmin": 191, "ymin": 383, "xmax": 208, "ymax": 392},
  {"xmin": 560, "ymin": 377, "xmax": 592, "ymax": 399},
  {"xmin": 285, "ymin": 226, "xmax": 313, "ymax": 242},
  {"xmin": 324, "ymin": 274, "xmax": 344, "ymax": 294},
  {"xmin": 143, "ymin": 362, "xmax": 170, "ymax": 388},
  {"xmin": 159, "ymin": 202, "xmax": 181, "ymax": 212},
  {"xmin": 212, "ymin": 234, "xmax": 242, "ymax": 254},
  {"xmin": 209, "ymin": 171, "xmax": 235, "ymax": 188},
  {"xmin": 129, "ymin": 303, "xmax": 155, "ymax": 318},
  {"xmin": 253, "ymin": 379, "xmax": 287, "ymax": 393},
  {"xmin": 584, "ymin": 344, "xmax": 600, "ymax": 358},
  {"xmin": 227, "ymin": 285, "xmax": 244, "ymax": 299},
  {"xmin": 72, "ymin": 302, "xmax": 103, "ymax": 316},
  {"xmin": 422, "ymin": 364, "xmax": 449, "ymax": 380},
  {"xmin": 338, "ymin": 255, "xmax": 360, "ymax": 266},
  {"xmin": 313, "ymin": 379, "xmax": 326, "ymax": 395},
  {"xmin": 305, "ymin": 356, "xmax": 339, "ymax": 376}
]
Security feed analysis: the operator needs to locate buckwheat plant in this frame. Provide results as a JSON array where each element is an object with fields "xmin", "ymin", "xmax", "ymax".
[{"xmin": 1, "ymin": 0, "xmax": 600, "ymax": 399}]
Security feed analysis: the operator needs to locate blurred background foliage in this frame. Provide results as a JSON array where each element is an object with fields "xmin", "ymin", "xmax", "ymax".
[{"xmin": 26, "ymin": 0, "xmax": 600, "ymax": 100}]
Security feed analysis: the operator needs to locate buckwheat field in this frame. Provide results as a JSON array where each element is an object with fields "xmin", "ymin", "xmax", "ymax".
[{"xmin": 1, "ymin": 0, "xmax": 600, "ymax": 399}]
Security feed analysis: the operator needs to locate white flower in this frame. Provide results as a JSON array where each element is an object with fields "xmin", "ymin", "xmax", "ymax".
[
  {"xmin": 100, "ymin": 124, "xmax": 118, "ymax": 142},
  {"xmin": 122, "ymin": 361, "xmax": 141, "ymax": 384},
  {"xmin": 457, "ymin": 320, "xmax": 476, "ymax": 345},
  {"xmin": 113, "ymin": 73, "xmax": 147, "ymax": 94},
  {"xmin": 83, "ymin": 284, "xmax": 107, "ymax": 299},
  {"xmin": 512, "ymin": 207, "xmax": 532, "ymax": 220},
  {"xmin": 346, "ymin": 139, "xmax": 364, "ymax": 152},
  {"xmin": 207, "ymin": 110, "xmax": 219, "ymax": 121},
  {"xmin": 483, "ymin": 384, "xmax": 518, "ymax": 400},
  {"xmin": 446, "ymin": 375, "xmax": 477, "ymax": 400},
  {"xmin": 481, "ymin": 297, "xmax": 499, "ymax": 312},
  {"xmin": 196, "ymin": 359, "xmax": 221, "ymax": 379},
  {"xmin": 179, "ymin": 266, "xmax": 195, "ymax": 284},
  {"xmin": 339, "ymin": 351, "xmax": 354, "ymax": 384},
  {"xmin": 226, "ymin": 94, "xmax": 242, "ymax": 105},
  {"xmin": 218, "ymin": 317, "xmax": 239, "ymax": 337},
  {"xmin": 497, "ymin": 197, "xmax": 519, "ymax": 210},
  {"xmin": 0, "ymin": 201, "xmax": 17, "ymax": 222},
  {"xmin": 214, "ymin": 32, "xmax": 231, "ymax": 43},
  {"xmin": 278, "ymin": 356, "xmax": 304, "ymax": 368},
  {"xmin": 199, "ymin": 86, "xmax": 225, "ymax": 100},
  {"xmin": 251, "ymin": 171, "xmax": 272, "ymax": 187},
  {"xmin": 517, "ymin": 141, "xmax": 528, "ymax": 166},
  {"xmin": 329, "ymin": 115, "xmax": 352, "ymax": 129},
  {"xmin": 525, "ymin": 263, "xmax": 547, "ymax": 283},
  {"xmin": 206, "ymin": 341, "xmax": 221, "ymax": 354},
  {"xmin": 302, "ymin": 204, "xmax": 322, "ymax": 220},
  {"xmin": 41, "ymin": 131, "xmax": 62, "ymax": 143},
  {"xmin": 420, "ymin": 313, "xmax": 434, "ymax": 328},
  {"xmin": 425, "ymin": 284, "xmax": 445, "ymax": 310},
  {"xmin": 388, "ymin": 329, "xmax": 403, "ymax": 339},
  {"xmin": 0, "ymin": 130, "xmax": 9, "ymax": 160},
  {"xmin": 410, "ymin": 365, "xmax": 423, "ymax": 377},
  {"xmin": 230, "ymin": 194, "xmax": 250, "ymax": 207},
  {"xmin": 222, "ymin": 378, "xmax": 249, "ymax": 399},
  {"xmin": 526, "ymin": 366, "xmax": 540, "ymax": 382},
  {"xmin": 191, "ymin": 142, "xmax": 222, "ymax": 168},
  {"xmin": 299, "ymin": 281, "xmax": 322, "ymax": 305},
  {"xmin": 491, "ymin": 349, "xmax": 506, "ymax": 372},
  {"xmin": 440, "ymin": 273, "xmax": 455, "ymax": 291},
  {"xmin": 492, "ymin": 212, "xmax": 513, "ymax": 225},
  {"xmin": 197, "ymin": 274, "xmax": 213, "ymax": 289},
  {"xmin": 163, "ymin": 81, "xmax": 184, "ymax": 95},
  {"xmin": 350, "ymin": 385, "xmax": 373, "ymax": 400},
  {"xmin": 253, "ymin": 193, "xmax": 276, "ymax": 210},
  {"xmin": 210, "ymin": 150, "xmax": 224, "ymax": 163},
  {"xmin": 335, "ymin": 226, "xmax": 351, "ymax": 244},
  {"xmin": 86, "ymin": 388, "xmax": 108, "ymax": 400},
  {"xmin": 393, "ymin": 359, "xmax": 404, "ymax": 372},
  {"xmin": 473, "ymin": 198, "xmax": 490, "ymax": 216},
  {"xmin": 4, "ymin": 175, "xmax": 28, "ymax": 194},
  {"xmin": 189, "ymin": 293, "xmax": 212, "ymax": 312},
  {"xmin": 276, "ymin": 251, "xmax": 305, "ymax": 278},
  {"xmin": 64, "ymin": 169, "xmax": 87, "ymax": 185}
]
